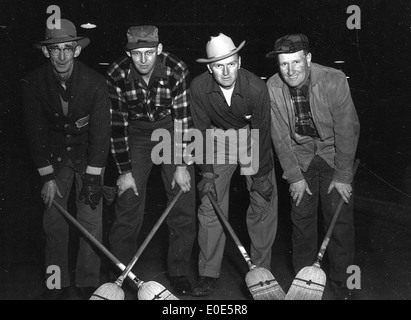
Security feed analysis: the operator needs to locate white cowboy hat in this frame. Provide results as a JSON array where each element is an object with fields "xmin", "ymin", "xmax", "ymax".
[{"xmin": 196, "ymin": 33, "xmax": 245, "ymax": 63}]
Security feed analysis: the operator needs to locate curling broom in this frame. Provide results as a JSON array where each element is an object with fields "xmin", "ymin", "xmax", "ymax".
[
  {"xmin": 91, "ymin": 189, "xmax": 183, "ymax": 300},
  {"xmin": 207, "ymin": 192, "xmax": 286, "ymax": 300},
  {"xmin": 52, "ymin": 200, "xmax": 177, "ymax": 300},
  {"xmin": 285, "ymin": 159, "xmax": 360, "ymax": 300}
]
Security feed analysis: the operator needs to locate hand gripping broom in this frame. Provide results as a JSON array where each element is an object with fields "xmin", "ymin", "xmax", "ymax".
[
  {"xmin": 285, "ymin": 159, "xmax": 360, "ymax": 300},
  {"xmin": 91, "ymin": 189, "xmax": 183, "ymax": 300},
  {"xmin": 52, "ymin": 200, "xmax": 177, "ymax": 300},
  {"xmin": 207, "ymin": 192, "xmax": 286, "ymax": 300}
]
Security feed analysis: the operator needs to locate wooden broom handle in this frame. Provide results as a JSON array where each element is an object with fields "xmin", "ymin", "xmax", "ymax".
[
  {"xmin": 316, "ymin": 159, "xmax": 360, "ymax": 263},
  {"xmin": 53, "ymin": 200, "xmax": 142, "ymax": 286},
  {"xmin": 116, "ymin": 189, "xmax": 183, "ymax": 285},
  {"xmin": 207, "ymin": 192, "xmax": 255, "ymax": 269}
]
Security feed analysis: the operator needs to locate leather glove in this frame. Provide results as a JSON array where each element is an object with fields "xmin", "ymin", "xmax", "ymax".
[
  {"xmin": 197, "ymin": 172, "xmax": 219, "ymax": 201},
  {"xmin": 80, "ymin": 173, "xmax": 102, "ymax": 210},
  {"xmin": 250, "ymin": 173, "xmax": 273, "ymax": 202}
]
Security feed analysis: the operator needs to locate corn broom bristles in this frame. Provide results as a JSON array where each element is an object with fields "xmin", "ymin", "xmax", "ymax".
[
  {"xmin": 137, "ymin": 281, "xmax": 179, "ymax": 300},
  {"xmin": 246, "ymin": 267, "xmax": 286, "ymax": 300},
  {"xmin": 89, "ymin": 283, "xmax": 125, "ymax": 300},
  {"xmin": 285, "ymin": 264, "xmax": 326, "ymax": 300}
]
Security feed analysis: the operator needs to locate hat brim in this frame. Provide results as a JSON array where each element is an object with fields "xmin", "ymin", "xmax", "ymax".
[
  {"xmin": 196, "ymin": 40, "xmax": 246, "ymax": 63},
  {"xmin": 126, "ymin": 41, "xmax": 159, "ymax": 50},
  {"xmin": 35, "ymin": 36, "xmax": 90, "ymax": 49},
  {"xmin": 266, "ymin": 47, "xmax": 309, "ymax": 58},
  {"xmin": 265, "ymin": 51, "xmax": 278, "ymax": 59}
]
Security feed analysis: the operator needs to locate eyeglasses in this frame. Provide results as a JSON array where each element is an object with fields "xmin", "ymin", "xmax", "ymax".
[{"xmin": 47, "ymin": 46, "xmax": 76, "ymax": 57}]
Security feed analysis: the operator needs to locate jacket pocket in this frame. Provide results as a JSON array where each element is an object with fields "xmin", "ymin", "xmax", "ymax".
[{"xmin": 75, "ymin": 115, "xmax": 90, "ymax": 128}]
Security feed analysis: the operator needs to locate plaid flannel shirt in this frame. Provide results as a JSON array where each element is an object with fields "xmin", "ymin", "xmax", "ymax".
[{"xmin": 107, "ymin": 52, "xmax": 193, "ymax": 174}]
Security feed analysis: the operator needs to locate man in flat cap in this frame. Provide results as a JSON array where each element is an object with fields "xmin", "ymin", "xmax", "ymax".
[
  {"xmin": 189, "ymin": 33, "xmax": 278, "ymax": 296},
  {"xmin": 106, "ymin": 25, "xmax": 196, "ymax": 297},
  {"xmin": 266, "ymin": 34, "xmax": 360, "ymax": 299},
  {"xmin": 21, "ymin": 19, "xmax": 111, "ymax": 299}
]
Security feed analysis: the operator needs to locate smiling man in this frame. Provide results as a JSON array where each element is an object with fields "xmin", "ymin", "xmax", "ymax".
[
  {"xmin": 189, "ymin": 33, "xmax": 278, "ymax": 296},
  {"xmin": 21, "ymin": 19, "xmax": 111, "ymax": 300},
  {"xmin": 266, "ymin": 34, "xmax": 360, "ymax": 300}
]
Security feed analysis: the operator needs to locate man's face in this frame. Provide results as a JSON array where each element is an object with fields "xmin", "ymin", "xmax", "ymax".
[
  {"xmin": 277, "ymin": 50, "xmax": 311, "ymax": 88},
  {"xmin": 207, "ymin": 54, "xmax": 241, "ymax": 89},
  {"xmin": 42, "ymin": 41, "xmax": 80, "ymax": 76},
  {"xmin": 128, "ymin": 44, "xmax": 162, "ymax": 77}
]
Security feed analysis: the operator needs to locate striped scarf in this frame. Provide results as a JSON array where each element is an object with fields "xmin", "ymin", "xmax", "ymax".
[{"xmin": 290, "ymin": 79, "xmax": 319, "ymax": 138}]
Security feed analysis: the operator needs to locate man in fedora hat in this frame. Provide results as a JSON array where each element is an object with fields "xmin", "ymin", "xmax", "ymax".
[
  {"xmin": 266, "ymin": 34, "xmax": 360, "ymax": 299},
  {"xmin": 106, "ymin": 25, "xmax": 196, "ymax": 297},
  {"xmin": 21, "ymin": 18, "xmax": 111, "ymax": 300},
  {"xmin": 189, "ymin": 33, "xmax": 278, "ymax": 296}
]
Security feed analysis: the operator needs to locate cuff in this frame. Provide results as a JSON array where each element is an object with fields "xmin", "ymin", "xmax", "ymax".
[
  {"xmin": 38, "ymin": 165, "xmax": 55, "ymax": 183},
  {"xmin": 86, "ymin": 166, "xmax": 103, "ymax": 175}
]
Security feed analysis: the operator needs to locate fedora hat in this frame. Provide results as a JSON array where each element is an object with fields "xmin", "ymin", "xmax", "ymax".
[
  {"xmin": 35, "ymin": 19, "xmax": 90, "ymax": 49},
  {"xmin": 197, "ymin": 33, "xmax": 245, "ymax": 63}
]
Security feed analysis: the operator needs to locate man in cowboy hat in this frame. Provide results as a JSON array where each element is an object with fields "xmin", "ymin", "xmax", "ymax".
[
  {"xmin": 189, "ymin": 33, "xmax": 278, "ymax": 296},
  {"xmin": 266, "ymin": 34, "xmax": 360, "ymax": 299},
  {"xmin": 21, "ymin": 18, "xmax": 111, "ymax": 300},
  {"xmin": 106, "ymin": 25, "xmax": 196, "ymax": 297}
]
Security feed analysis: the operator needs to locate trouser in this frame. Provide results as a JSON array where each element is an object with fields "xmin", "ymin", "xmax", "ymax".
[
  {"xmin": 43, "ymin": 160, "xmax": 103, "ymax": 288},
  {"xmin": 291, "ymin": 155, "xmax": 355, "ymax": 282},
  {"xmin": 109, "ymin": 120, "xmax": 196, "ymax": 277},
  {"xmin": 197, "ymin": 127, "xmax": 278, "ymax": 278}
]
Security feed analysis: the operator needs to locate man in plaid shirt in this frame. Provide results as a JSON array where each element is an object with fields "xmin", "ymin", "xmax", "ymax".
[{"xmin": 106, "ymin": 25, "xmax": 195, "ymax": 296}]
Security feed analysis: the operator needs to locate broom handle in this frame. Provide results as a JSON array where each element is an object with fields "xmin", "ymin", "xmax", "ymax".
[
  {"xmin": 116, "ymin": 189, "xmax": 183, "ymax": 285},
  {"xmin": 52, "ymin": 201, "xmax": 142, "ymax": 286},
  {"xmin": 207, "ymin": 193, "xmax": 255, "ymax": 270},
  {"xmin": 316, "ymin": 159, "xmax": 360, "ymax": 264}
]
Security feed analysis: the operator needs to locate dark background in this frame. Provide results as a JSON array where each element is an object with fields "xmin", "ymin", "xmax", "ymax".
[
  {"xmin": 0, "ymin": 0, "xmax": 410, "ymax": 300},
  {"xmin": 1, "ymin": 0, "xmax": 410, "ymax": 159}
]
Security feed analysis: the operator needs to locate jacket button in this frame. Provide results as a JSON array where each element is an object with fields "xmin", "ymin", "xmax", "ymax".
[
  {"xmin": 67, "ymin": 147, "xmax": 72, "ymax": 151},
  {"xmin": 66, "ymin": 134, "xmax": 72, "ymax": 138},
  {"xmin": 57, "ymin": 157, "xmax": 62, "ymax": 162},
  {"xmin": 64, "ymin": 124, "xmax": 69, "ymax": 128},
  {"xmin": 55, "ymin": 113, "xmax": 59, "ymax": 117}
]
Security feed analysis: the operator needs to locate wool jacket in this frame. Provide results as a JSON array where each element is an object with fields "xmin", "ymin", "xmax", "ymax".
[
  {"xmin": 267, "ymin": 62, "xmax": 360, "ymax": 184},
  {"xmin": 21, "ymin": 60, "xmax": 111, "ymax": 182}
]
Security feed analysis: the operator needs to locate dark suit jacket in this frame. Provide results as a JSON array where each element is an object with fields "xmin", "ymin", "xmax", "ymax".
[{"xmin": 21, "ymin": 60, "xmax": 111, "ymax": 182}]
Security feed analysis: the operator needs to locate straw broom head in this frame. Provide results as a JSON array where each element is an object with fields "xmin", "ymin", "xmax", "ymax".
[
  {"xmin": 246, "ymin": 267, "xmax": 286, "ymax": 300},
  {"xmin": 89, "ymin": 283, "xmax": 125, "ymax": 300},
  {"xmin": 285, "ymin": 265, "xmax": 326, "ymax": 300},
  {"xmin": 137, "ymin": 281, "xmax": 179, "ymax": 300}
]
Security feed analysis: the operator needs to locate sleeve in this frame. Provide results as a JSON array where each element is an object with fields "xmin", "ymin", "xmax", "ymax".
[
  {"xmin": 21, "ymin": 76, "xmax": 55, "ymax": 182},
  {"xmin": 188, "ymin": 80, "xmax": 213, "ymax": 173},
  {"xmin": 330, "ymin": 75, "xmax": 360, "ymax": 183},
  {"xmin": 171, "ymin": 63, "xmax": 193, "ymax": 166},
  {"xmin": 86, "ymin": 78, "xmax": 112, "ymax": 174},
  {"xmin": 268, "ymin": 83, "xmax": 304, "ymax": 184},
  {"xmin": 106, "ymin": 74, "xmax": 132, "ymax": 175},
  {"xmin": 249, "ymin": 86, "xmax": 274, "ymax": 178}
]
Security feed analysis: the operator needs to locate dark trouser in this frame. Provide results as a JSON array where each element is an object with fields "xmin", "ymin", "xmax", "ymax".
[
  {"xmin": 291, "ymin": 156, "xmax": 355, "ymax": 282},
  {"xmin": 109, "ymin": 119, "xmax": 196, "ymax": 277},
  {"xmin": 44, "ymin": 160, "xmax": 103, "ymax": 288}
]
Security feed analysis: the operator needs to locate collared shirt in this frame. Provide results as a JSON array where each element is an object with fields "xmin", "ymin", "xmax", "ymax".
[
  {"xmin": 107, "ymin": 52, "xmax": 192, "ymax": 174},
  {"xmin": 189, "ymin": 68, "xmax": 273, "ymax": 177}
]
